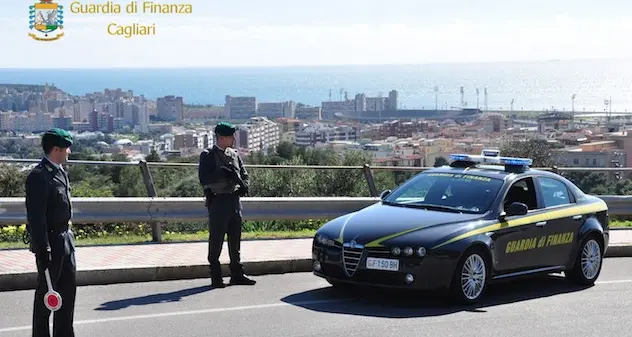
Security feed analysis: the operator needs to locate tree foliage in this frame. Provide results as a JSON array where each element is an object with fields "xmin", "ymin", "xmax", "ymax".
[
  {"xmin": 0, "ymin": 164, "xmax": 26, "ymax": 197},
  {"xmin": 500, "ymin": 138, "xmax": 562, "ymax": 167},
  {"xmin": 499, "ymin": 138, "xmax": 629, "ymax": 195},
  {"xmin": 246, "ymin": 145, "xmax": 398, "ymax": 197},
  {"xmin": 1, "ymin": 139, "xmax": 630, "ymax": 199},
  {"xmin": 433, "ymin": 156, "xmax": 448, "ymax": 167}
]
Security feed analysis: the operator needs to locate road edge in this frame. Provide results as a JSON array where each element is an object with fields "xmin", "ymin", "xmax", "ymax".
[
  {"xmin": 1, "ymin": 244, "xmax": 631, "ymax": 292},
  {"xmin": 605, "ymin": 244, "xmax": 632, "ymax": 258},
  {"xmin": 0, "ymin": 258, "xmax": 313, "ymax": 292}
]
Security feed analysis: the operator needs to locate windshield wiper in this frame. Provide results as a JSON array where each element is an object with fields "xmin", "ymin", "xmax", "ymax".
[{"xmin": 408, "ymin": 203, "xmax": 478, "ymax": 213}]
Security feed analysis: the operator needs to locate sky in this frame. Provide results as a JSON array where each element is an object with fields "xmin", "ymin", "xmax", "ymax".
[{"xmin": 3, "ymin": 0, "xmax": 632, "ymax": 68}]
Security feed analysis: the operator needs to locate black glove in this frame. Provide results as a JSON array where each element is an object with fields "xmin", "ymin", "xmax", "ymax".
[
  {"xmin": 237, "ymin": 184, "xmax": 249, "ymax": 197},
  {"xmin": 35, "ymin": 251, "xmax": 51, "ymax": 271}
]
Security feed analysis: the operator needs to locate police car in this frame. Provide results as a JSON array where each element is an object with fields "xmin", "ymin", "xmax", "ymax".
[{"xmin": 312, "ymin": 150, "xmax": 609, "ymax": 303}]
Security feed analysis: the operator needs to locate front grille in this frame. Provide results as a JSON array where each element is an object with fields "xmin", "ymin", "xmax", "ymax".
[
  {"xmin": 342, "ymin": 246, "xmax": 364, "ymax": 277},
  {"xmin": 366, "ymin": 247, "xmax": 391, "ymax": 255}
]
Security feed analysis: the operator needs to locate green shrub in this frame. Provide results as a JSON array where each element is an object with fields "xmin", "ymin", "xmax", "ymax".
[{"xmin": 0, "ymin": 224, "xmax": 26, "ymax": 242}]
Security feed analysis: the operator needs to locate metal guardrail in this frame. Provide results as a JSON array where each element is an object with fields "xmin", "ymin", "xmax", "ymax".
[
  {"xmin": 0, "ymin": 195, "xmax": 626, "ymax": 224},
  {"xmin": 595, "ymin": 195, "xmax": 632, "ymax": 217},
  {"xmin": 0, "ymin": 158, "xmax": 629, "ymax": 241},
  {"xmin": 0, "ymin": 197, "xmax": 379, "ymax": 225}
]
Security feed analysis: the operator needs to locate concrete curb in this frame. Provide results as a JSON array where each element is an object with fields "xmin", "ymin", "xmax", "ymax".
[
  {"xmin": 605, "ymin": 244, "xmax": 632, "ymax": 258},
  {"xmin": 1, "ymin": 244, "xmax": 631, "ymax": 292},
  {"xmin": 0, "ymin": 258, "xmax": 313, "ymax": 292}
]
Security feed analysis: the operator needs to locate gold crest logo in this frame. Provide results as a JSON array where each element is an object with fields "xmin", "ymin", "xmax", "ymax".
[{"xmin": 29, "ymin": 0, "xmax": 64, "ymax": 41}]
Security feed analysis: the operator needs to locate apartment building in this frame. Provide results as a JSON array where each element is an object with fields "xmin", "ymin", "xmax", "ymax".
[
  {"xmin": 556, "ymin": 141, "xmax": 626, "ymax": 168},
  {"xmin": 294, "ymin": 123, "xmax": 360, "ymax": 146},
  {"xmin": 224, "ymin": 96, "xmax": 299, "ymax": 120},
  {"xmin": 479, "ymin": 113, "xmax": 512, "ymax": 133},
  {"xmin": 363, "ymin": 138, "xmax": 423, "ymax": 167},
  {"xmin": 172, "ymin": 130, "xmax": 213, "ymax": 150},
  {"xmin": 0, "ymin": 112, "xmax": 55, "ymax": 132},
  {"xmin": 373, "ymin": 120, "xmax": 433, "ymax": 139},
  {"xmin": 295, "ymin": 107, "xmax": 321, "ymax": 120},
  {"xmin": 235, "ymin": 116, "xmax": 280, "ymax": 153},
  {"xmin": 225, "ymin": 96, "xmax": 257, "ymax": 120},
  {"xmin": 157, "ymin": 95, "xmax": 184, "ymax": 122},
  {"xmin": 74, "ymin": 98, "xmax": 93, "ymax": 122},
  {"xmin": 258, "ymin": 101, "xmax": 296, "ymax": 119},
  {"xmin": 320, "ymin": 100, "xmax": 356, "ymax": 120}
]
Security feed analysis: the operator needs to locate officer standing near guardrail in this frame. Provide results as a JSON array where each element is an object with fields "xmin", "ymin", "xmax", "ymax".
[
  {"xmin": 198, "ymin": 122, "xmax": 256, "ymax": 288},
  {"xmin": 24, "ymin": 128, "xmax": 77, "ymax": 337}
]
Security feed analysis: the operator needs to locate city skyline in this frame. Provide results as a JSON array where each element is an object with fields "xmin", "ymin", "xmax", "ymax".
[
  {"xmin": 3, "ymin": 81, "xmax": 630, "ymax": 115},
  {"xmin": 3, "ymin": 0, "xmax": 632, "ymax": 68}
]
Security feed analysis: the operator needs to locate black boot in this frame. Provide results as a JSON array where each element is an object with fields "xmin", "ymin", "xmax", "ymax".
[
  {"xmin": 229, "ymin": 274, "xmax": 256, "ymax": 286},
  {"xmin": 211, "ymin": 276, "xmax": 225, "ymax": 288}
]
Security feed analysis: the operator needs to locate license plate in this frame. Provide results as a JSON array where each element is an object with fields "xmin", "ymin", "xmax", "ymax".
[{"xmin": 366, "ymin": 257, "xmax": 399, "ymax": 271}]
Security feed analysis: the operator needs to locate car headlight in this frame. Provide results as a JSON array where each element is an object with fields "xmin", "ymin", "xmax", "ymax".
[
  {"xmin": 417, "ymin": 247, "xmax": 427, "ymax": 257},
  {"xmin": 391, "ymin": 246, "xmax": 401, "ymax": 255},
  {"xmin": 315, "ymin": 234, "xmax": 336, "ymax": 246},
  {"xmin": 403, "ymin": 246, "xmax": 414, "ymax": 256}
]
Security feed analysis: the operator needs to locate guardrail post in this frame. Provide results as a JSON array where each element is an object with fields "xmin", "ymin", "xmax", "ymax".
[
  {"xmin": 138, "ymin": 160, "xmax": 161, "ymax": 242},
  {"xmin": 139, "ymin": 160, "xmax": 157, "ymax": 197},
  {"xmin": 362, "ymin": 164, "xmax": 378, "ymax": 197}
]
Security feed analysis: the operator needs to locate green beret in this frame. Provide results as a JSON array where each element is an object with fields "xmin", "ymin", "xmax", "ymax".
[
  {"xmin": 214, "ymin": 122, "xmax": 237, "ymax": 136},
  {"xmin": 42, "ymin": 128, "xmax": 73, "ymax": 148}
]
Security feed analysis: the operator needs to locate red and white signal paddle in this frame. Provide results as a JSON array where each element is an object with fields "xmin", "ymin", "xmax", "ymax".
[{"xmin": 43, "ymin": 269, "xmax": 62, "ymax": 312}]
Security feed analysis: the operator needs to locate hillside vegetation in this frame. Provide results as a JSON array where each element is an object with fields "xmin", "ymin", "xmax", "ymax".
[{"xmin": 0, "ymin": 138, "xmax": 629, "ymax": 247}]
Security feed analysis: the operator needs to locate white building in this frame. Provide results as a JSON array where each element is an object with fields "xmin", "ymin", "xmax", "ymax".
[
  {"xmin": 294, "ymin": 123, "xmax": 359, "ymax": 147},
  {"xmin": 236, "ymin": 117, "xmax": 280, "ymax": 153}
]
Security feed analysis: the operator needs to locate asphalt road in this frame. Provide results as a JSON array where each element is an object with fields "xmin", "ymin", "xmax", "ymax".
[{"xmin": 2, "ymin": 258, "xmax": 632, "ymax": 337}]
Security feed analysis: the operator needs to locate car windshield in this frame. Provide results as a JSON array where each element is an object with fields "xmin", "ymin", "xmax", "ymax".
[{"xmin": 382, "ymin": 172, "xmax": 504, "ymax": 214}]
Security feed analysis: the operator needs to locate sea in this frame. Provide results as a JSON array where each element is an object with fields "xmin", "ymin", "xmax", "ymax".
[{"xmin": 2, "ymin": 58, "xmax": 632, "ymax": 113}]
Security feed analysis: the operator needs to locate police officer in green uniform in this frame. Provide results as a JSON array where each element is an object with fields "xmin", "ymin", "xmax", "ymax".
[
  {"xmin": 25, "ymin": 128, "xmax": 77, "ymax": 337},
  {"xmin": 198, "ymin": 122, "xmax": 256, "ymax": 288}
]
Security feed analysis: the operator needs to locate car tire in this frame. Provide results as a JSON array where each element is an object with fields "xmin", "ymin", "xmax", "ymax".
[
  {"xmin": 565, "ymin": 234, "xmax": 603, "ymax": 286},
  {"xmin": 448, "ymin": 247, "xmax": 489, "ymax": 304}
]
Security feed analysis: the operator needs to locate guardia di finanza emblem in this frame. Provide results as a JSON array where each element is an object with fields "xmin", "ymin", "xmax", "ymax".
[{"xmin": 29, "ymin": 0, "xmax": 64, "ymax": 41}]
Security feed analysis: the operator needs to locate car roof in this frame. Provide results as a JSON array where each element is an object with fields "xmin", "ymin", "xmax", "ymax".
[{"xmin": 425, "ymin": 164, "xmax": 562, "ymax": 182}]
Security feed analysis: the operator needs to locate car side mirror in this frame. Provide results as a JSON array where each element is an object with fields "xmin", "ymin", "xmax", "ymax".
[
  {"xmin": 501, "ymin": 202, "xmax": 528, "ymax": 220},
  {"xmin": 380, "ymin": 189, "xmax": 391, "ymax": 200}
]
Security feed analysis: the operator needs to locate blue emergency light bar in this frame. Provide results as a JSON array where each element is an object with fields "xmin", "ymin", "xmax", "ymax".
[
  {"xmin": 481, "ymin": 149, "xmax": 500, "ymax": 157},
  {"xmin": 448, "ymin": 150, "xmax": 533, "ymax": 170}
]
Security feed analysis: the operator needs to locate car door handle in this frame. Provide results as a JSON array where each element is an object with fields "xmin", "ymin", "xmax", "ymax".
[
  {"xmin": 572, "ymin": 215, "xmax": 582, "ymax": 220},
  {"xmin": 535, "ymin": 221, "xmax": 547, "ymax": 227}
]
